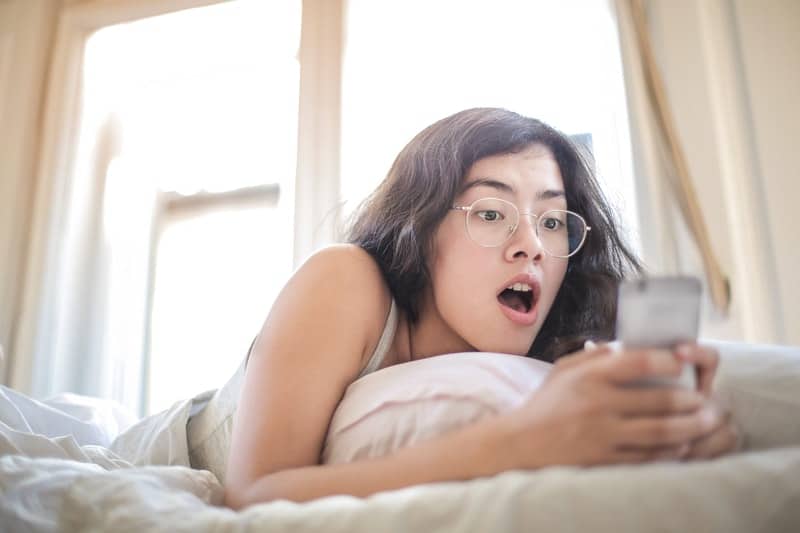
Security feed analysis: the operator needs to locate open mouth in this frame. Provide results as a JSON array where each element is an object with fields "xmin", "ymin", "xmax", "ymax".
[{"xmin": 497, "ymin": 284, "xmax": 536, "ymax": 314}]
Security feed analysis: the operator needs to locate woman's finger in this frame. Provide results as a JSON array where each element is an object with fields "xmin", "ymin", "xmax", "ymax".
[
  {"xmin": 597, "ymin": 348, "xmax": 685, "ymax": 386},
  {"xmin": 685, "ymin": 424, "xmax": 739, "ymax": 460},
  {"xmin": 675, "ymin": 344, "xmax": 719, "ymax": 395},
  {"xmin": 613, "ymin": 443, "xmax": 691, "ymax": 464},
  {"xmin": 617, "ymin": 405, "xmax": 719, "ymax": 447},
  {"xmin": 685, "ymin": 404, "xmax": 742, "ymax": 459},
  {"xmin": 606, "ymin": 387, "xmax": 705, "ymax": 417}
]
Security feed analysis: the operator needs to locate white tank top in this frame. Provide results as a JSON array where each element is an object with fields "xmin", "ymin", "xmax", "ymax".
[{"xmin": 355, "ymin": 298, "xmax": 398, "ymax": 379}]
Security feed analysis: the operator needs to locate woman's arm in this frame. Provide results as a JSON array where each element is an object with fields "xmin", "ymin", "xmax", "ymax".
[
  {"xmin": 224, "ymin": 244, "xmax": 391, "ymax": 505},
  {"xmin": 224, "ymin": 246, "xmax": 724, "ymax": 508},
  {"xmin": 224, "ymin": 244, "xmax": 510, "ymax": 506},
  {"xmin": 227, "ymin": 343, "xmax": 720, "ymax": 507},
  {"xmin": 227, "ymin": 409, "xmax": 512, "ymax": 506}
]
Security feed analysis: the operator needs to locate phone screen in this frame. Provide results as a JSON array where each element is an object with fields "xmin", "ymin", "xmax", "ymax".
[{"xmin": 615, "ymin": 276, "xmax": 701, "ymax": 349}]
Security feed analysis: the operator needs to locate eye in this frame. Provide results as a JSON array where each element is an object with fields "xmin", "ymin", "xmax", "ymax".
[
  {"xmin": 476, "ymin": 210, "xmax": 504, "ymax": 222},
  {"xmin": 540, "ymin": 216, "xmax": 564, "ymax": 231}
]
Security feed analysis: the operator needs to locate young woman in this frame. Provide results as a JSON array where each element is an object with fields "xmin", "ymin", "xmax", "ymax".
[{"xmin": 223, "ymin": 108, "xmax": 738, "ymax": 508}]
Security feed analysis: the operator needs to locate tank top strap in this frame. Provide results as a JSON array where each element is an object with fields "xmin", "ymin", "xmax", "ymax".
[{"xmin": 356, "ymin": 298, "xmax": 398, "ymax": 379}]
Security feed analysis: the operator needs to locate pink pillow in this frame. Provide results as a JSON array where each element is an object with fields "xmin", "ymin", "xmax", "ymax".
[{"xmin": 322, "ymin": 353, "xmax": 552, "ymax": 464}]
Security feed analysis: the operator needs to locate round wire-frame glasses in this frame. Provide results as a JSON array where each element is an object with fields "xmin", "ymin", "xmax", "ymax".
[{"xmin": 450, "ymin": 197, "xmax": 591, "ymax": 258}]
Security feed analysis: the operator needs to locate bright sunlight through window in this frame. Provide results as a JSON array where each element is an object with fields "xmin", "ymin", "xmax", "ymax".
[
  {"xmin": 341, "ymin": 0, "xmax": 638, "ymax": 248},
  {"xmin": 82, "ymin": 0, "xmax": 300, "ymax": 414}
]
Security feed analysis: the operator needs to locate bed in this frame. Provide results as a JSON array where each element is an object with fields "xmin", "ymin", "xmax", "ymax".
[{"xmin": 2, "ymin": 339, "xmax": 799, "ymax": 532}]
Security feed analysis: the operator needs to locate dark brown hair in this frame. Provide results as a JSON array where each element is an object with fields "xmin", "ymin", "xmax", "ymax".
[{"xmin": 346, "ymin": 108, "xmax": 642, "ymax": 362}]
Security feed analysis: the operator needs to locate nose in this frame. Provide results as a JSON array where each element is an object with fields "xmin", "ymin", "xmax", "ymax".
[{"xmin": 504, "ymin": 213, "xmax": 545, "ymax": 262}]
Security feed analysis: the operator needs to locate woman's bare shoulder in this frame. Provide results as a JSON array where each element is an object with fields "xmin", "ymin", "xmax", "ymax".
[
  {"xmin": 260, "ymin": 244, "xmax": 392, "ymax": 365},
  {"xmin": 305, "ymin": 243, "xmax": 385, "ymax": 281},
  {"xmin": 299, "ymin": 244, "xmax": 390, "ymax": 307}
]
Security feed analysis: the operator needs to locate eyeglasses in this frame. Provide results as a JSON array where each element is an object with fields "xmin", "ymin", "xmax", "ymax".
[{"xmin": 450, "ymin": 197, "xmax": 591, "ymax": 258}]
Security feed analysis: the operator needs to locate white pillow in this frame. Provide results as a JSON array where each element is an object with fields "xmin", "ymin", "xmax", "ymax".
[
  {"xmin": 322, "ymin": 342, "xmax": 800, "ymax": 465},
  {"xmin": 321, "ymin": 353, "xmax": 551, "ymax": 464},
  {"xmin": 705, "ymin": 339, "xmax": 800, "ymax": 452}
]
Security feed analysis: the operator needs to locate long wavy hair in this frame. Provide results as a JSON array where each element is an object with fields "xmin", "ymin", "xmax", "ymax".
[{"xmin": 345, "ymin": 108, "xmax": 642, "ymax": 362}]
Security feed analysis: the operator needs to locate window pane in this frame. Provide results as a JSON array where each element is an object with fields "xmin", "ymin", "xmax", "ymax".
[
  {"xmin": 341, "ymin": 0, "xmax": 639, "ymax": 248},
  {"xmin": 147, "ymin": 205, "xmax": 292, "ymax": 414}
]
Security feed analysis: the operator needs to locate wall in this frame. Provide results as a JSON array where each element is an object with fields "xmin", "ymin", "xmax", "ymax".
[
  {"xmin": 644, "ymin": 0, "xmax": 798, "ymax": 345},
  {"xmin": 733, "ymin": 0, "xmax": 799, "ymax": 344}
]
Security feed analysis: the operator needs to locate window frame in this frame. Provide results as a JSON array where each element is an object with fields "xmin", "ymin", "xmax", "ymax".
[
  {"xmin": 142, "ymin": 184, "xmax": 281, "ymax": 413},
  {"xmin": 15, "ymin": 0, "xmax": 344, "ymax": 410}
]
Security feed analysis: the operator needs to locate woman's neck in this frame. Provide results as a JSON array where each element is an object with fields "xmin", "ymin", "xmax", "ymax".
[{"xmin": 396, "ymin": 291, "xmax": 475, "ymax": 362}]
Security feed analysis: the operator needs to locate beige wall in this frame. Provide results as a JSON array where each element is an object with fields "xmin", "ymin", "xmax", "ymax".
[{"xmin": 734, "ymin": 0, "xmax": 799, "ymax": 344}]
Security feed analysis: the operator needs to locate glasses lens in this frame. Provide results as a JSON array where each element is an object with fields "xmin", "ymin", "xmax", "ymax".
[
  {"xmin": 466, "ymin": 198, "xmax": 518, "ymax": 246},
  {"xmin": 537, "ymin": 210, "xmax": 587, "ymax": 257}
]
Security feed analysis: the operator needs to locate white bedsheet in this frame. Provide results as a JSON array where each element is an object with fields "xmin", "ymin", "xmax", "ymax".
[
  {"xmin": 3, "ymin": 442, "xmax": 800, "ymax": 532},
  {"xmin": 2, "ymin": 339, "xmax": 800, "ymax": 533}
]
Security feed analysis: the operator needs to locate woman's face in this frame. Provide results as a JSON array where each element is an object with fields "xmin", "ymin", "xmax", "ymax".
[{"xmin": 427, "ymin": 144, "xmax": 569, "ymax": 355}]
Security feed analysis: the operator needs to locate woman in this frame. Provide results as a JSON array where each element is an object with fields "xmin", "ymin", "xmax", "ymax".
[{"xmin": 223, "ymin": 108, "xmax": 738, "ymax": 508}]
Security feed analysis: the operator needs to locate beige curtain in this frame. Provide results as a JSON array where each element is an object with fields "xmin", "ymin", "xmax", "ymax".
[
  {"xmin": 0, "ymin": 0, "xmax": 60, "ymax": 388},
  {"xmin": 614, "ymin": 0, "xmax": 731, "ymax": 313}
]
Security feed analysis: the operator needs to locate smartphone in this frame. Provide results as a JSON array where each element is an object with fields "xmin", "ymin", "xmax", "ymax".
[{"xmin": 615, "ymin": 276, "xmax": 702, "ymax": 388}]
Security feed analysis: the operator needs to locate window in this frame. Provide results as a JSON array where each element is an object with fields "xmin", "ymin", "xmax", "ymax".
[
  {"xmin": 79, "ymin": 0, "xmax": 300, "ymax": 414},
  {"xmin": 340, "ymin": 0, "xmax": 638, "ymax": 248},
  {"xmin": 50, "ymin": 0, "xmax": 634, "ymax": 415}
]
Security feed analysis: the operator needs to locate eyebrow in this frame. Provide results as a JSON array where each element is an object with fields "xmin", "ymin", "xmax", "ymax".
[{"xmin": 461, "ymin": 178, "xmax": 566, "ymax": 201}]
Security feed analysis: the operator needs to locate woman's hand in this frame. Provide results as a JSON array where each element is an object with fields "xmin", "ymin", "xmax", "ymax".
[
  {"xmin": 681, "ymin": 394, "xmax": 742, "ymax": 460},
  {"xmin": 671, "ymin": 343, "xmax": 742, "ymax": 459},
  {"xmin": 674, "ymin": 343, "xmax": 719, "ymax": 397},
  {"xmin": 496, "ymin": 344, "xmax": 726, "ymax": 470}
]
